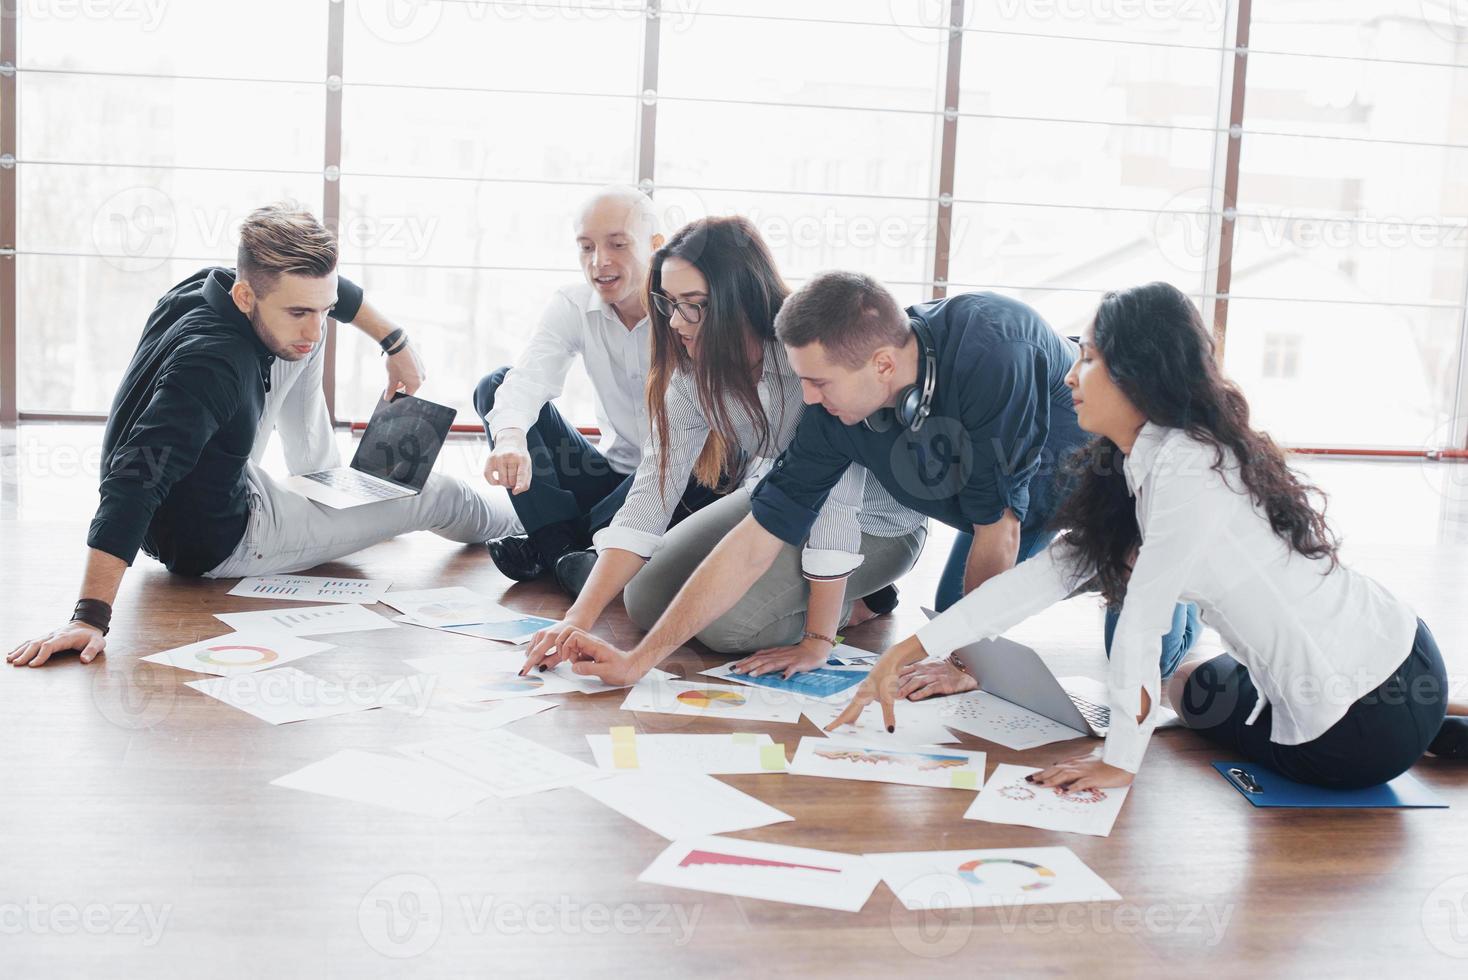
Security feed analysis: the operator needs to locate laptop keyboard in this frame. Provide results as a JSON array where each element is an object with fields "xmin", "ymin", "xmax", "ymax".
[
  {"xmin": 302, "ymin": 469, "xmax": 403, "ymax": 500},
  {"xmin": 1070, "ymin": 694, "xmax": 1111, "ymax": 730}
]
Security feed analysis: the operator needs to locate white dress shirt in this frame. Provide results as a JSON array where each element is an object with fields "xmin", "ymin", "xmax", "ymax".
[
  {"xmin": 595, "ymin": 342, "xmax": 925, "ymax": 578},
  {"xmin": 483, "ymin": 282, "xmax": 650, "ymax": 476},
  {"xmin": 916, "ymin": 422, "xmax": 1417, "ymax": 773}
]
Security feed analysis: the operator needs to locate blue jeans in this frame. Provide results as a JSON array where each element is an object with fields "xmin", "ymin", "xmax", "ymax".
[
  {"xmin": 936, "ymin": 527, "xmax": 1199, "ymax": 680},
  {"xmin": 1103, "ymin": 600, "xmax": 1200, "ymax": 681}
]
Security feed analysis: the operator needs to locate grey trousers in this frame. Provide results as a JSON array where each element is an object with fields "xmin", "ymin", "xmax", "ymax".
[
  {"xmin": 205, "ymin": 462, "xmax": 521, "ymax": 579},
  {"xmin": 623, "ymin": 489, "xmax": 927, "ymax": 655}
]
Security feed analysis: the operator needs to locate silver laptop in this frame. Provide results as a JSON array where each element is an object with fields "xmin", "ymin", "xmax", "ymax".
[
  {"xmin": 284, "ymin": 394, "xmax": 457, "ymax": 510},
  {"xmin": 922, "ymin": 608, "xmax": 1110, "ymax": 736}
]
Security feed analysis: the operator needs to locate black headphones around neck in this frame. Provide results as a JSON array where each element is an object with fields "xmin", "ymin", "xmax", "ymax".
[{"xmin": 864, "ymin": 317, "xmax": 936, "ymax": 433}]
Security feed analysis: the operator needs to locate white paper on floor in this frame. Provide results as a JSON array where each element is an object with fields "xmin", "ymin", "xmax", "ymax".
[
  {"xmin": 214, "ymin": 603, "xmax": 396, "ymax": 638},
  {"xmin": 404, "ymin": 648, "xmax": 532, "ymax": 675},
  {"xmin": 963, "ymin": 763, "xmax": 1131, "ymax": 838},
  {"xmin": 913, "ymin": 689, "xmax": 1089, "ymax": 750},
  {"xmin": 826, "ymin": 645, "xmax": 883, "ymax": 667},
  {"xmin": 554, "ymin": 663, "xmax": 672, "ymax": 695},
  {"xmin": 410, "ymin": 728, "xmax": 606, "ymax": 798},
  {"xmin": 396, "ymin": 615, "xmax": 558, "ymax": 644},
  {"xmin": 384, "ymin": 697, "xmax": 557, "ymax": 731},
  {"xmin": 227, "ymin": 575, "xmax": 391, "ymax": 604},
  {"xmin": 864, "ymin": 846, "xmax": 1121, "ymax": 909},
  {"xmin": 378, "ymin": 586, "xmax": 510, "ymax": 626},
  {"xmin": 141, "ymin": 631, "xmax": 333, "ymax": 676},
  {"xmin": 579, "ymin": 772, "xmax": 793, "ymax": 839},
  {"xmin": 185, "ymin": 666, "xmax": 400, "ymax": 724},
  {"xmin": 271, "ymin": 749, "xmax": 490, "ymax": 818},
  {"xmin": 619, "ymin": 676, "xmax": 803, "ymax": 725},
  {"xmin": 404, "ymin": 649, "xmax": 581, "ymax": 702},
  {"xmin": 638, "ymin": 835, "xmax": 882, "ymax": 913},
  {"xmin": 407, "ymin": 647, "xmax": 669, "ymax": 695},
  {"xmin": 799, "ymin": 699, "xmax": 961, "ymax": 749},
  {"xmin": 585, "ymin": 730, "xmax": 786, "ymax": 774},
  {"xmin": 789, "ymin": 736, "xmax": 986, "ymax": 791}
]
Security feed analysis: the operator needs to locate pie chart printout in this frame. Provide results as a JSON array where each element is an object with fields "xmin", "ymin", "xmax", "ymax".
[{"xmin": 195, "ymin": 645, "xmax": 281, "ymax": 668}]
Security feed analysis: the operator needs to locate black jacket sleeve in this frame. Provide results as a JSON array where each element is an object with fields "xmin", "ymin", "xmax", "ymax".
[{"xmin": 86, "ymin": 343, "xmax": 246, "ymax": 564}]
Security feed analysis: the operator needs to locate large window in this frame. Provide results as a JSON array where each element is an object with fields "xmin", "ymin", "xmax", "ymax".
[
  {"xmin": 1223, "ymin": 0, "xmax": 1468, "ymax": 448},
  {"xmin": 5, "ymin": 0, "xmax": 1468, "ymax": 451}
]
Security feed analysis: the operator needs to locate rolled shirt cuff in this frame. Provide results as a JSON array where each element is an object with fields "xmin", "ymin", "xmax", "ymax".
[
  {"xmin": 749, "ymin": 478, "xmax": 820, "ymax": 548},
  {"xmin": 1100, "ymin": 722, "xmax": 1151, "ymax": 774},
  {"xmin": 593, "ymin": 525, "xmax": 662, "ymax": 560},
  {"xmin": 1099, "ymin": 684, "xmax": 1155, "ymax": 773},
  {"xmin": 485, "ymin": 405, "xmax": 537, "ymax": 438},
  {"xmin": 914, "ymin": 607, "xmax": 985, "ymax": 661},
  {"xmin": 330, "ymin": 277, "xmax": 365, "ymax": 323},
  {"xmin": 801, "ymin": 548, "xmax": 864, "ymax": 581}
]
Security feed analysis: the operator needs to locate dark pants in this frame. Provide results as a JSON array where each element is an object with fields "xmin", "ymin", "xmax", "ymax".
[
  {"xmin": 1177, "ymin": 618, "xmax": 1448, "ymax": 789},
  {"xmin": 472, "ymin": 366, "xmax": 720, "ymax": 547}
]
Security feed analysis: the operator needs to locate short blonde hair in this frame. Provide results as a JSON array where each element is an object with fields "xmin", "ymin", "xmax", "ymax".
[{"xmin": 237, "ymin": 203, "xmax": 337, "ymax": 294}]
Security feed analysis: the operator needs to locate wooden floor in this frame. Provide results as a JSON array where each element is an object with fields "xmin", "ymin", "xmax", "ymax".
[{"xmin": 4, "ymin": 426, "xmax": 1468, "ymax": 977}]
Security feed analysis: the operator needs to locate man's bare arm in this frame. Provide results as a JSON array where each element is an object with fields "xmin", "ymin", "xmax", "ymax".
[
  {"xmin": 350, "ymin": 298, "xmax": 426, "ymax": 400},
  {"xmin": 963, "ymin": 507, "xmax": 1022, "ymax": 596},
  {"xmin": 7, "ymin": 548, "xmax": 128, "ymax": 667}
]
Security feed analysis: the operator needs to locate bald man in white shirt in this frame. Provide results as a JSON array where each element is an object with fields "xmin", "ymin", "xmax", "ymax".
[{"xmin": 473, "ymin": 186, "xmax": 721, "ymax": 593}]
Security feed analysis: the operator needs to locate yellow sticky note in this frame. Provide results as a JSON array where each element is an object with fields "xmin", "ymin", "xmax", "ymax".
[
  {"xmin": 610, "ymin": 726, "xmax": 638, "ymax": 769},
  {"xmin": 760, "ymin": 744, "xmax": 787, "ymax": 771},
  {"xmin": 949, "ymin": 770, "xmax": 979, "ymax": 790},
  {"xmin": 731, "ymin": 733, "xmax": 757, "ymax": 745}
]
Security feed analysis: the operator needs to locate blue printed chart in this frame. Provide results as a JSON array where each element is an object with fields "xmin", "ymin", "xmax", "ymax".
[{"xmin": 702, "ymin": 663, "xmax": 870, "ymax": 704}]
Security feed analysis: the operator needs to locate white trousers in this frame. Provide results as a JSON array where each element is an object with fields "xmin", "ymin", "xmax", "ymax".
[{"xmin": 205, "ymin": 463, "xmax": 521, "ymax": 578}]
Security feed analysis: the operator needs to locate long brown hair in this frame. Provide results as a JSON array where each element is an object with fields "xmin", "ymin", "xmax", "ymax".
[
  {"xmin": 1053, "ymin": 281, "xmax": 1340, "ymax": 606},
  {"xmin": 645, "ymin": 216, "xmax": 789, "ymax": 493}
]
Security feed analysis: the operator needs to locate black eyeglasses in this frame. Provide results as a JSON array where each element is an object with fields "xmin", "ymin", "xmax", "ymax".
[{"xmin": 651, "ymin": 291, "xmax": 708, "ymax": 325}]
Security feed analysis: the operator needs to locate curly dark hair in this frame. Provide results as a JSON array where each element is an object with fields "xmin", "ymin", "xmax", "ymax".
[{"xmin": 1052, "ymin": 282, "xmax": 1340, "ymax": 606}]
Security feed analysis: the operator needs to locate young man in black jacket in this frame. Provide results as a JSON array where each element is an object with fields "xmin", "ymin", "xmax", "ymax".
[{"xmin": 8, "ymin": 204, "xmax": 516, "ymax": 668}]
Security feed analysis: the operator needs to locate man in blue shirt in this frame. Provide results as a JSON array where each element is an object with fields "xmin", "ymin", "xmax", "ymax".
[{"xmin": 530, "ymin": 271, "xmax": 1198, "ymax": 695}]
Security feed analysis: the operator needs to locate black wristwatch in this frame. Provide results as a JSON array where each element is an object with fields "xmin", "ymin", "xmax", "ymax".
[{"xmin": 71, "ymin": 598, "xmax": 112, "ymax": 636}]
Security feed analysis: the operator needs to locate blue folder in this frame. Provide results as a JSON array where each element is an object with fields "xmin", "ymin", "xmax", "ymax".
[{"xmin": 1212, "ymin": 761, "xmax": 1448, "ymax": 809}]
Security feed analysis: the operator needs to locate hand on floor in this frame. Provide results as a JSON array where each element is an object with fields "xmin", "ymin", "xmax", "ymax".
[
  {"xmin": 897, "ymin": 658, "xmax": 976, "ymax": 701},
  {"xmin": 1029, "ymin": 751, "xmax": 1134, "ymax": 791},
  {"xmin": 730, "ymin": 637, "xmax": 833, "ymax": 679},
  {"xmin": 7, "ymin": 622, "xmax": 106, "ymax": 668}
]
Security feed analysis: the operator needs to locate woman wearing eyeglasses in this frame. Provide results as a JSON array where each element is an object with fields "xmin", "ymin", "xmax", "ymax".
[
  {"xmin": 521, "ymin": 216, "xmax": 926, "ymax": 674},
  {"xmin": 833, "ymin": 281, "xmax": 1465, "ymax": 790}
]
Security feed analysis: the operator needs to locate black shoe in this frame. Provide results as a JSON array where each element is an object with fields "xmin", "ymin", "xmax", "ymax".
[
  {"xmin": 860, "ymin": 584, "xmax": 900, "ymax": 617},
  {"xmin": 1428, "ymin": 717, "xmax": 1468, "ymax": 759},
  {"xmin": 553, "ymin": 549, "xmax": 598, "ymax": 598},
  {"xmin": 486, "ymin": 535, "xmax": 546, "ymax": 582}
]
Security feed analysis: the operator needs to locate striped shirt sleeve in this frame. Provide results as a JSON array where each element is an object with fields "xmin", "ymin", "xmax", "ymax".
[{"xmin": 801, "ymin": 463, "xmax": 867, "ymax": 579}]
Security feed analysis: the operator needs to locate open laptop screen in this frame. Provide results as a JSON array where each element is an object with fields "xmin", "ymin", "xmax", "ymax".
[{"xmin": 349, "ymin": 394, "xmax": 457, "ymax": 491}]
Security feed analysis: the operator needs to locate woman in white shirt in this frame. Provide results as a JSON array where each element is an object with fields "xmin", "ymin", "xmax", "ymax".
[
  {"xmin": 523, "ymin": 217, "xmax": 925, "ymax": 671},
  {"xmin": 834, "ymin": 281, "xmax": 1462, "ymax": 789}
]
